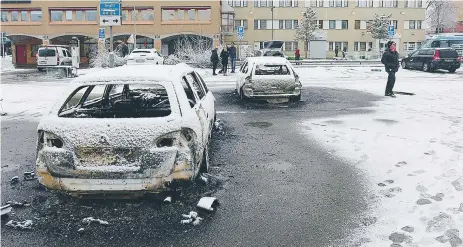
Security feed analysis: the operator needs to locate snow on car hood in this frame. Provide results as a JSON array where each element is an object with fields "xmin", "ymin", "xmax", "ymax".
[{"xmin": 37, "ymin": 116, "xmax": 193, "ymax": 149}]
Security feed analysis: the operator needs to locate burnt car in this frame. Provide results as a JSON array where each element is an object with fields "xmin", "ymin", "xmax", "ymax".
[
  {"xmin": 236, "ymin": 57, "xmax": 302, "ymax": 102},
  {"xmin": 36, "ymin": 64, "xmax": 216, "ymax": 196}
]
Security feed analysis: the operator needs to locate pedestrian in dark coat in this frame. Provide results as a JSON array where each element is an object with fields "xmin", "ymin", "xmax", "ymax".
[
  {"xmin": 342, "ymin": 46, "xmax": 347, "ymax": 59},
  {"xmin": 220, "ymin": 47, "xmax": 229, "ymax": 76},
  {"xmin": 381, "ymin": 41, "xmax": 400, "ymax": 97},
  {"xmin": 210, "ymin": 46, "xmax": 219, "ymax": 76},
  {"xmin": 229, "ymin": 43, "xmax": 237, "ymax": 73},
  {"xmin": 335, "ymin": 46, "xmax": 339, "ymax": 57}
]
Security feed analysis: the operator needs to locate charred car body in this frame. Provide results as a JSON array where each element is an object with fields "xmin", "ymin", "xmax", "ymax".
[
  {"xmin": 36, "ymin": 64, "xmax": 215, "ymax": 196},
  {"xmin": 236, "ymin": 57, "xmax": 302, "ymax": 102}
]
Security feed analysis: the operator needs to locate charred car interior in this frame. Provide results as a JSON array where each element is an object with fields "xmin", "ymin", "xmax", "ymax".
[
  {"xmin": 254, "ymin": 64, "xmax": 291, "ymax": 75},
  {"xmin": 58, "ymin": 83, "xmax": 171, "ymax": 118}
]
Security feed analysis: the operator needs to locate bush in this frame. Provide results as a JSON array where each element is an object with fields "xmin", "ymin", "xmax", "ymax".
[
  {"xmin": 163, "ymin": 35, "xmax": 213, "ymax": 68},
  {"xmin": 89, "ymin": 41, "xmax": 127, "ymax": 68}
]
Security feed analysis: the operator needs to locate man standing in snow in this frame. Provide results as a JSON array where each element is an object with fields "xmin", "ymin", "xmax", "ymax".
[
  {"xmin": 381, "ymin": 41, "xmax": 399, "ymax": 97},
  {"xmin": 220, "ymin": 46, "xmax": 229, "ymax": 76},
  {"xmin": 210, "ymin": 46, "xmax": 219, "ymax": 76},
  {"xmin": 229, "ymin": 43, "xmax": 237, "ymax": 73}
]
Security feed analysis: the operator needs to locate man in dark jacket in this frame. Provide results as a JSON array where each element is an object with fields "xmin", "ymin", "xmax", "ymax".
[
  {"xmin": 210, "ymin": 46, "xmax": 219, "ymax": 76},
  {"xmin": 229, "ymin": 43, "xmax": 237, "ymax": 73},
  {"xmin": 381, "ymin": 41, "xmax": 399, "ymax": 97},
  {"xmin": 220, "ymin": 47, "xmax": 229, "ymax": 76}
]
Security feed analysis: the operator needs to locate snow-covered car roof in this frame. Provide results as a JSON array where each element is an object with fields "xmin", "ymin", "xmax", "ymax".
[{"xmin": 72, "ymin": 64, "xmax": 192, "ymax": 84}]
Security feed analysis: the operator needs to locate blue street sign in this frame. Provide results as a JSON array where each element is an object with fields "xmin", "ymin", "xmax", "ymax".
[
  {"xmin": 237, "ymin": 26, "xmax": 244, "ymax": 35},
  {"xmin": 388, "ymin": 25, "xmax": 395, "ymax": 37},
  {"xmin": 99, "ymin": 28, "xmax": 105, "ymax": 40},
  {"xmin": 100, "ymin": 3, "xmax": 121, "ymax": 16}
]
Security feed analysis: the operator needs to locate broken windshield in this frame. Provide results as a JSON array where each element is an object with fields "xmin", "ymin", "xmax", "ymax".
[{"xmin": 59, "ymin": 83, "xmax": 172, "ymax": 118}]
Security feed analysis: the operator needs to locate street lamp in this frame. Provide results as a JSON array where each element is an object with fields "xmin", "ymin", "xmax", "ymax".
[{"xmin": 270, "ymin": 6, "xmax": 275, "ymax": 40}]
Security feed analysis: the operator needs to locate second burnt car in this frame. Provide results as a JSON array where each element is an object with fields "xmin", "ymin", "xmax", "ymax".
[
  {"xmin": 236, "ymin": 57, "xmax": 302, "ymax": 102},
  {"xmin": 36, "ymin": 64, "xmax": 215, "ymax": 196}
]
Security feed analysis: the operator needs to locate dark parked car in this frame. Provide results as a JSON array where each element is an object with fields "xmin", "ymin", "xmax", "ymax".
[{"xmin": 401, "ymin": 48, "xmax": 461, "ymax": 73}]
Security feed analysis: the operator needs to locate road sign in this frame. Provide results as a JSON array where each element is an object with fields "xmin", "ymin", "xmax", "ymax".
[
  {"xmin": 237, "ymin": 26, "xmax": 244, "ymax": 40},
  {"xmin": 99, "ymin": 28, "xmax": 105, "ymax": 41},
  {"xmin": 388, "ymin": 25, "xmax": 395, "ymax": 37},
  {"xmin": 99, "ymin": 0, "xmax": 121, "ymax": 26},
  {"xmin": 1, "ymin": 32, "xmax": 7, "ymax": 44}
]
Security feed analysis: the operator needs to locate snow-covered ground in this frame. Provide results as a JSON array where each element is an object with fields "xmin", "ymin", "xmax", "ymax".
[
  {"xmin": 0, "ymin": 55, "xmax": 15, "ymax": 72},
  {"xmin": 1, "ymin": 65, "xmax": 463, "ymax": 245}
]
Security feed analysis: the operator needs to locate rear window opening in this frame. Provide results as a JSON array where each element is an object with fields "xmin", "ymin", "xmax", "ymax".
[
  {"xmin": 58, "ymin": 83, "xmax": 172, "ymax": 118},
  {"xmin": 38, "ymin": 49, "xmax": 56, "ymax": 57},
  {"xmin": 437, "ymin": 49, "xmax": 459, "ymax": 58},
  {"xmin": 254, "ymin": 64, "xmax": 290, "ymax": 75},
  {"xmin": 131, "ymin": 51, "xmax": 151, "ymax": 54}
]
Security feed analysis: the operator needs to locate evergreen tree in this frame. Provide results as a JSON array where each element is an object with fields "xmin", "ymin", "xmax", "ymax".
[{"xmin": 294, "ymin": 7, "xmax": 318, "ymax": 59}]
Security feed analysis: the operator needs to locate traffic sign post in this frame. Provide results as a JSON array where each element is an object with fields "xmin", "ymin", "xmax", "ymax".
[
  {"xmin": 1, "ymin": 32, "xmax": 7, "ymax": 57},
  {"xmin": 237, "ymin": 26, "xmax": 244, "ymax": 40},
  {"xmin": 99, "ymin": 0, "xmax": 121, "ymax": 68},
  {"xmin": 388, "ymin": 25, "xmax": 395, "ymax": 38},
  {"xmin": 98, "ymin": 28, "xmax": 105, "ymax": 41}
]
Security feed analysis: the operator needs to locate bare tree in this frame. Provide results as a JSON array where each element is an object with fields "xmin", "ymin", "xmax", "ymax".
[
  {"xmin": 294, "ymin": 7, "xmax": 318, "ymax": 59},
  {"xmin": 367, "ymin": 13, "xmax": 392, "ymax": 56},
  {"xmin": 426, "ymin": 0, "xmax": 457, "ymax": 34},
  {"xmin": 164, "ymin": 35, "xmax": 213, "ymax": 68}
]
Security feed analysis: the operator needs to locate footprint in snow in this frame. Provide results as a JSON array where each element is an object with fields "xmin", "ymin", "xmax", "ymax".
[
  {"xmin": 451, "ymin": 178, "xmax": 463, "ymax": 191},
  {"xmin": 431, "ymin": 193, "xmax": 445, "ymax": 202},
  {"xmin": 380, "ymin": 187, "xmax": 402, "ymax": 198},
  {"xmin": 424, "ymin": 150, "xmax": 436, "ymax": 155},
  {"xmin": 395, "ymin": 161, "xmax": 407, "ymax": 167},
  {"xmin": 407, "ymin": 170, "xmax": 426, "ymax": 177},
  {"xmin": 378, "ymin": 180, "xmax": 394, "ymax": 187}
]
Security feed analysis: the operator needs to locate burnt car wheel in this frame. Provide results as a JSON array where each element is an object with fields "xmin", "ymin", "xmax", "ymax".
[
  {"xmin": 199, "ymin": 145, "xmax": 209, "ymax": 173},
  {"xmin": 240, "ymin": 88, "xmax": 248, "ymax": 101}
]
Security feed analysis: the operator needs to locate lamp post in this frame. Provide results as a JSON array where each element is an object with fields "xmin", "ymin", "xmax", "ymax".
[{"xmin": 270, "ymin": 6, "xmax": 275, "ymax": 40}]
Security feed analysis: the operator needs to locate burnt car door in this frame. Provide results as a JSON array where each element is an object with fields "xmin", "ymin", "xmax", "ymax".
[
  {"xmin": 194, "ymin": 71, "xmax": 216, "ymax": 124},
  {"xmin": 182, "ymin": 75, "xmax": 208, "ymax": 145}
]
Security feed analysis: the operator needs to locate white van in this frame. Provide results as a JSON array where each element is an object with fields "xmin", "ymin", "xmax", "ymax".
[{"xmin": 36, "ymin": 46, "xmax": 73, "ymax": 71}]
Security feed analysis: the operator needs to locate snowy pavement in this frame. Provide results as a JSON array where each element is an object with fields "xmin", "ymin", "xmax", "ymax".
[{"xmin": 1, "ymin": 65, "xmax": 463, "ymax": 246}]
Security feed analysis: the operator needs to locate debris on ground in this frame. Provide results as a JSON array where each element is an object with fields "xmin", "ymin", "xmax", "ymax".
[
  {"xmin": 197, "ymin": 197, "xmax": 219, "ymax": 212},
  {"xmin": 5, "ymin": 220, "xmax": 33, "ymax": 230},
  {"xmin": 1, "ymin": 204, "xmax": 12, "ymax": 217},
  {"xmin": 23, "ymin": 172, "xmax": 36, "ymax": 181},
  {"xmin": 164, "ymin": 196, "xmax": 172, "ymax": 203},
  {"xmin": 10, "ymin": 176, "xmax": 19, "ymax": 185},
  {"xmin": 181, "ymin": 211, "xmax": 203, "ymax": 225},
  {"xmin": 78, "ymin": 228, "xmax": 85, "ymax": 233},
  {"xmin": 214, "ymin": 119, "xmax": 223, "ymax": 131},
  {"xmin": 6, "ymin": 200, "xmax": 30, "ymax": 208},
  {"xmin": 199, "ymin": 174, "xmax": 209, "ymax": 184},
  {"xmin": 82, "ymin": 217, "xmax": 109, "ymax": 226}
]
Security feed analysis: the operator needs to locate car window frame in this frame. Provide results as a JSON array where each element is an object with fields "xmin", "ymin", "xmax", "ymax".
[
  {"xmin": 418, "ymin": 50, "xmax": 428, "ymax": 55},
  {"xmin": 59, "ymin": 85, "xmax": 92, "ymax": 114},
  {"xmin": 193, "ymin": 71, "xmax": 209, "ymax": 94},
  {"xmin": 185, "ymin": 72, "xmax": 206, "ymax": 100},
  {"xmin": 181, "ymin": 75, "xmax": 199, "ymax": 107}
]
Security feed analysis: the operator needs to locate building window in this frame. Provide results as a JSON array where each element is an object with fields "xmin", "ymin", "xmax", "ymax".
[
  {"xmin": 285, "ymin": 41, "xmax": 298, "ymax": 51},
  {"xmin": 121, "ymin": 10, "xmax": 128, "ymax": 21},
  {"xmin": 285, "ymin": 20, "xmax": 292, "ymax": 29},
  {"xmin": 198, "ymin": 9, "xmax": 211, "ymax": 21},
  {"xmin": 260, "ymin": 0, "xmax": 267, "ymax": 7},
  {"xmin": 329, "ymin": 20, "xmax": 336, "ymax": 29},
  {"xmin": 405, "ymin": 0, "xmax": 422, "ymax": 8},
  {"xmin": 317, "ymin": 20, "xmax": 323, "ymax": 28},
  {"xmin": 335, "ymin": 0, "xmax": 342, "ymax": 7},
  {"xmin": 329, "ymin": 0, "xmax": 335, "ymax": 7},
  {"xmin": 10, "ymin": 11, "xmax": 18, "ymax": 21},
  {"xmin": 392, "ymin": 20, "xmax": 398, "ymax": 29},
  {"xmin": 294, "ymin": 20, "xmax": 298, "ymax": 28},
  {"xmin": 409, "ymin": 20, "xmax": 415, "ymax": 29},
  {"xmin": 30, "ymin": 10, "xmax": 42, "ymax": 22},
  {"xmin": 417, "ymin": 20, "xmax": 421, "ymax": 29},
  {"xmin": 342, "ymin": 20, "xmax": 348, "ymax": 29},
  {"xmin": 132, "ymin": 10, "xmax": 138, "ymax": 21},
  {"xmin": 65, "ymin": 10, "xmax": 72, "ymax": 21},
  {"xmin": 86, "ymin": 10, "xmax": 96, "ymax": 21},
  {"xmin": 141, "ymin": 9, "xmax": 154, "ymax": 21},
  {"xmin": 177, "ymin": 10, "xmax": 185, "ymax": 20},
  {"xmin": 360, "ymin": 42, "xmax": 366, "ymax": 51},
  {"xmin": 356, "ymin": 0, "xmax": 368, "ymax": 7},
  {"xmin": 50, "ymin": 10, "xmax": 63, "ymax": 22},
  {"xmin": 254, "ymin": 19, "xmax": 259, "ymax": 29},
  {"xmin": 343, "ymin": 0, "xmax": 348, "ymax": 7},
  {"xmin": 21, "ymin": 11, "xmax": 28, "ymax": 21},
  {"xmin": 1, "ymin": 11, "xmax": 8, "ymax": 22},
  {"xmin": 255, "ymin": 0, "xmax": 259, "ymax": 7},
  {"xmin": 260, "ymin": 20, "xmax": 267, "ymax": 29},
  {"xmin": 187, "ymin": 9, "xmax": 195, "ymax": 20},
  {"xmin": 30, "ymin": 44, "xmax": 39, "ymax": 57},
  {"xmin": 162, "ymin": 9, "xmax": 175, "ymax": 21},
  {"xmin": 355, "ymin": 20, "xmax": 360, "ymax": 29},
  {"xmin": 222, "ymin": 12, "xmax": 234, "ymax": 32}
]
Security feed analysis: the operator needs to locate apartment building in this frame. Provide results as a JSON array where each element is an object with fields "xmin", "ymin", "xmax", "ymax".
[
  {"xmin": 224, "ymin": 0, "xmax": 426, "ymax": 58},
  {"xmin": 0, "ymin": 0, "xmax": 221, "ymax": 66}
]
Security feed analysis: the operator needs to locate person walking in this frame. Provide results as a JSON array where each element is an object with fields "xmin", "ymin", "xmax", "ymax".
[
  {"xmin": 335, "ymin": 46, "xmax": 339, "ymax": 58},
  {"xmin": 210, "ymin": 46, "xmax": 219, "ymax": 76},
  {"xmin": 381, "ymin": 41, "xmax": 400, "ymax": 97},
  {"xmin": 295, "ymin": 48, "xmax": 301, "ymax": 65},
  {"xmin": 220, "ymin": 46, "xmax": 229, "ymax": 76},
  {"xmin": 229, "ymin": 43, "xmax": 237, "ymax": 73},
  {"xmin": 342, "ymin": 47, "xmax": 347, "ymax": 59}
]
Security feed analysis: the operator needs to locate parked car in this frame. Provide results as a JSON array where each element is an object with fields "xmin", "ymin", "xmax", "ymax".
[
  {"xmin": 126, "ymin": 48, "xmax": 164, "ymax": 65},
  {"xmin": 36, "ymin": 45, "xmax": 72, "ymax": 72},
  {"xmin": 401, "ymin": 48, "xmax": 461, "ymax": 73},
  {"xmin": 236, "ymin": 57, "xmax": 302, "ymax": 102},
  {"xmin": 36, "ymin": 64, "xmax": 215, "ymax": 196}
]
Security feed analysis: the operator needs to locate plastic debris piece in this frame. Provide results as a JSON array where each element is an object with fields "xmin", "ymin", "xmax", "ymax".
[
  {"xmin": 197, "ymin": 197, "xmax": 219, "ymax": 212},
  {"xmin": 5, "ymin": 220, "xmax": 33, "ymax": 230},
  {"xmin": 200, "ymin": 175, "xmax": 208, "ymax": 184},
  {"xmin": 82, "ymin": 217, "xmax": 109, "ymax": 226},
  {"xmin": 181, "ymin": 219, "xmax": 193, "ymax": 224},
  {"xmin": 24, "ymin": 172, "xmax": 36, "ymax": 181},
  {"xmin": 10, "ymin": 176, "xmax": 19, "ymax": 184},
  {"xmin": 78, "ymin": 228, "xmax": 85, "ymax": 233},
  {"xmin": 164, "ymin": 196, "xmax": 172, "ymax": 203},
  {"xmin": 189, "ymin": 211, "xmax": 198, "ymax": 219},
  {"xmin": 1, "ymin": 205, "xmax": 12, "ymax": 216},
  {"xmin": 7, "ymin": 200, "xmax": 30, "ymax": 208},
  {"xmin": 192, "ymin": 218, "xmax": 201, "ymax": 226}
]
